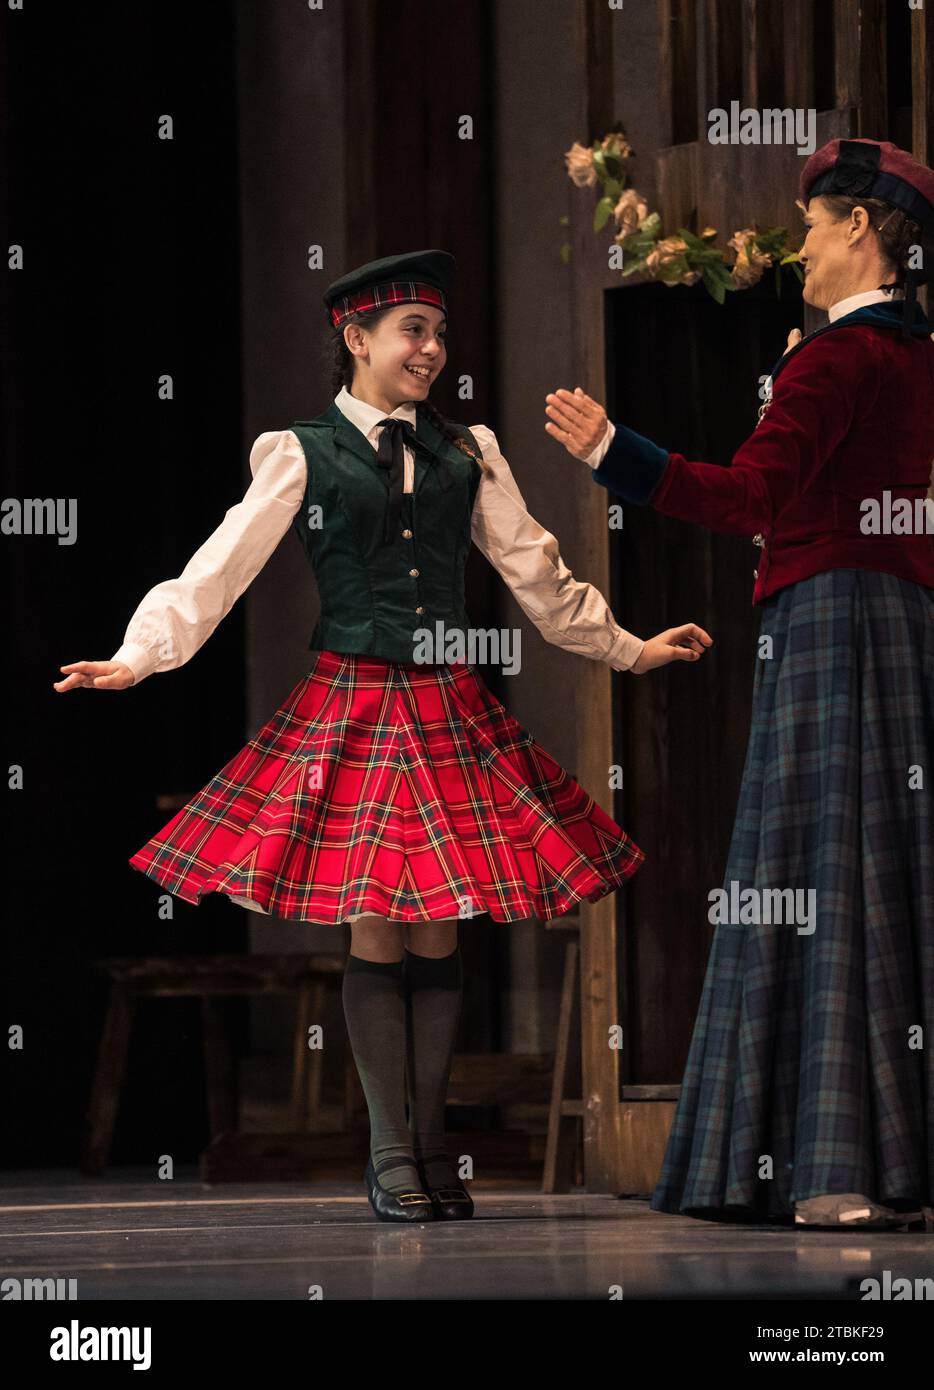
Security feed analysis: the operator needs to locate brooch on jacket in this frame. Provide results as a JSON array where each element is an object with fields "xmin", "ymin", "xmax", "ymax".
[{"xmin": 752, "ymin": 398, "xmax": 771, "ymax": 566}]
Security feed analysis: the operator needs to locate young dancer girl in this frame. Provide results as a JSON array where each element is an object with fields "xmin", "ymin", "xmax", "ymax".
[
  {"xmin": 547, "ymin": 141, "xmax": 934, "ymax": 1229},
  {"xmin": 55, "ymin": 249, "xmax": 712, "ymax": 1223}
]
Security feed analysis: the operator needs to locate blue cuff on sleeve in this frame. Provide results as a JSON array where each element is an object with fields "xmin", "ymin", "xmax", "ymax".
[{"xmin": 591, "ymin": 423, "xmax": 670, "ymax": 504}]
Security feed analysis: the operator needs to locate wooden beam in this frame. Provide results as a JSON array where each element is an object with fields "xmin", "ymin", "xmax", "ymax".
[
  {"xmin": 912, "ymin": 0, "xmax": 934, "ymax": 165},
  {"xmin": 833, "ymin": 0, "xmax": 886, "ymax": 133},
  {"xmin": 911, "ymin": 0, "xmax": 933, "ymax": 316},
  {"xmin": 834, "ymin": 0, "xmax": 860, "ymax": 110},
  {"xmin": 659, "ymin": 0, "xmax": 699, "ymax": 147},
  {"xmin": 783, "ymin": 0, "xmax": 814, "ymax": 112},
  {"xmin": 705, "ymin": 0, "xmax": 744, "ymax": 113},
  {"xmin": 745, "ymin": 0, "xmax": 785, "ymax": 110},
  {"xmin": 656, "ymin": 140, "xmax": 700, "ymax": 234},
  {"xmin": 856, "ymin": 0, "xmax": 888, "ymax": 138},
  {"xmin": 584, "ymin": 0, "xmax": 615, "ymax": 140},
  {"xmin": 569, "ymin": 0, "xmax": 626, "ymax": 1194}
]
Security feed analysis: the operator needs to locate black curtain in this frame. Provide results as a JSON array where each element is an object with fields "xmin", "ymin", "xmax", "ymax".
[{"xmin": 2, "ymin": 1, "xmax": 246, "ymax": 1165}]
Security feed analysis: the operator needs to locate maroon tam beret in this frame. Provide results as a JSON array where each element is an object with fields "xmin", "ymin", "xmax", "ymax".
[{"xmin": 799, "ymin": 138, "xmax": 934, "ymax": 233}]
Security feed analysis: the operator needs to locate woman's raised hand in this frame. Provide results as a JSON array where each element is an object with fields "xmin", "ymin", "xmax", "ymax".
[
  {"xmin": 631, "ymin": 624, "xmax": 713, "ymax": 675},
  {"xmin": 784, "ymin": 328, "xmax": 803, "ymax": 355},
  {"xmin": 54, "ymin": 660, "xmax": 135, "ymax": 692},
  {"xmin": 544, "ymin": 387, "xmax": 608, "ymax": 461}
]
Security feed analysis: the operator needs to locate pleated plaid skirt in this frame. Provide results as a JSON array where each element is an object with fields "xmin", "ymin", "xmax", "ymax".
[
  {"xmin": 651, "ymin": 568, "xmax": 934, "ymax": 1222},
  {"xmin": 128, "ymin": 649, "xmax": 645, "ymax": 923}
]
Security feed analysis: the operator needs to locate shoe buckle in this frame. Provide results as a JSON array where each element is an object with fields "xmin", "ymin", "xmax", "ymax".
[
  {"xmin": 434, "ymin": 1188, "xmax": 470, "ymax": 1202},
  {"xmin": 395, "ymin": 1192, "xmax": 430, "ymax": 1206}
]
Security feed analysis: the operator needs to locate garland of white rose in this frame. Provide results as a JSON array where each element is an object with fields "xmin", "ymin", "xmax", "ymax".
[{"xmin": 563, "ymin": 130, "xmax": 804, "ymax": 303}]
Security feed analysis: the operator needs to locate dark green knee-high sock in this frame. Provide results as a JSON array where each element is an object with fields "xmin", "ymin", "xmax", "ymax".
[
  {"xmin": 403, "ymin": 945, "xmax": 463, "ymax": 1190},
  {"xmin": 341, "ymin": 954, "xmax": 422, "ymax": 1196}
]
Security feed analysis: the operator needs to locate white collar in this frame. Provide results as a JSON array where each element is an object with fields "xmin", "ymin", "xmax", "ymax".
[
  {"xmin": 827, "ymin": 287, "xmax": 905, "ymax": 323},
  {"xmin": 334, "ymin": 384, "xmax": 418, "ymax": 440}
]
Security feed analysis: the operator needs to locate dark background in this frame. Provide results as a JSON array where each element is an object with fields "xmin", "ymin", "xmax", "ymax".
[
  {"xmin": 3, "ymin": 3, "xmax": 250, "ymax": 1164},
  {"xmin": 1, "ymin": 0, "xmax": 508, "ymax": 1168}
]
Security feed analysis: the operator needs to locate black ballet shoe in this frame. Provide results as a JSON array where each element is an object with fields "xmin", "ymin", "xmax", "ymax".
[
  {"xmin": 415, "ymin": 1157, "xmax": 475, "ymax": 1220},
  {"xmin": 364, "ymin": 1156, "xmax": 434, "ymax": 1223}
]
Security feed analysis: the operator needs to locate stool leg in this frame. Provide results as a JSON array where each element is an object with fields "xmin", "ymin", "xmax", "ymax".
[
  {"xmin": 289, "ymin": 983, "xmax": 314, "ymax": 1130},
  {"xmin": 304, "ymin": 981, "xmax": 326, "ymax": 1123},
  {"xmin": 81, "ymin": 982, "xmax": 135, "ymax": 1176},
  {"xmin": 543, "ymin": 940, "xmax": 580, "ymax": 1194},
  {"xmin": 202, "ymin": 998, "xmax": 237, "ymax": 1136}
]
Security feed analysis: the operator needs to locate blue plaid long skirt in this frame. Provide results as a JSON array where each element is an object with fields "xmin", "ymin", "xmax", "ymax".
[{"xmin": 651, "ymin": 568, "xmax": 934, "ymax": 1221}]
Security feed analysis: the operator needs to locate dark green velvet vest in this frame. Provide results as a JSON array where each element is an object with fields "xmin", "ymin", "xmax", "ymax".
[{"xmin": 289, "ymin": 402, "xmax": 484, "ymax": 663}]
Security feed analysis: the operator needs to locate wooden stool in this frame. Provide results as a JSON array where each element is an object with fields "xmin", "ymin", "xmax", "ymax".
[{"xmin": 81, "ymin": 953, "xmax": 345, "ymax": 1175}]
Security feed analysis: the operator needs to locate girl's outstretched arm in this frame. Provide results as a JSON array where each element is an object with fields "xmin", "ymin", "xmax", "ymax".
[
  {"xmin": 54, "ymin": 431, "xmax": 307, "ymax": 692},
  {"xmin": 469, "ymin": 424, "xmax": 711, "ymax": 673}
]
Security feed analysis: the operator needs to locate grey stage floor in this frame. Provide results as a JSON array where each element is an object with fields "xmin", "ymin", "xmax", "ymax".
[{"xmin": 1, "ymin": 1169, "xmax": 931, "ymax": 1300}]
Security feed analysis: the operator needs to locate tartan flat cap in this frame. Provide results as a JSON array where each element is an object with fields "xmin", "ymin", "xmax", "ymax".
[{"xmin": 324, "ymin": 249, "xmax": 456, "ymax": 329}]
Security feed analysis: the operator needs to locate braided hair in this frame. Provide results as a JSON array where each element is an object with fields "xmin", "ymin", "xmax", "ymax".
[{"xmin": 326, "ymin": 305, "xmax": 491, "ymax": 473}]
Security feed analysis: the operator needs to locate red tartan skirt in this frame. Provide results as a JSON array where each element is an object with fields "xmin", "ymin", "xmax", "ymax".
[{"xmin": 128, "ymin": 650, "xmax": 645, "ymax": 924}]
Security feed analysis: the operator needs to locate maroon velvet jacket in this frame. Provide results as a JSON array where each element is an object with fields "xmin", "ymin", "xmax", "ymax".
[{"xmin": 591, "ymin": 300, "xmax": 934, "ymax": 603}]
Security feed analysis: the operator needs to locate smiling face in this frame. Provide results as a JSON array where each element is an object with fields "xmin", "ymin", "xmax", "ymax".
[
  {"xmin": 797, "ymin": 195, "xmax": 893, "ymax": 311},
  {"xmin": 345, "ymin": 302, "xmax": 447, "ymax": 412}
]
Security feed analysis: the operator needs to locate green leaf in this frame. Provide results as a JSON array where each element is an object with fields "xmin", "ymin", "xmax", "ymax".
[
  {"xmin": 603, "ymin": 178, "xmax": 622, "ymax": 200},
  {"xmin": 559, "ymin": 242, "xmax": 571, "ymax": 264},
  {"xmin": 704, "ymin": 259, "xmax": 735, "ymax": 287},
  {"xmin": 753, "ymin": 226, "xmax": 792, "ymax": 261},
  {"xmin": 702, "ymin": 267, "xmax": 726, "ymax": 304},
  {"xmin": 676, "ymin": 227, "xmax": 706, "ymax": 251},
  {"xmin": 688, "ymin": 246, "xmax": 729, "ymax": 267},
  {"xmin": 621, "ymin": 233, "xmax": 655, "ymax": 258},
  {"xmin": 558, "ymin": 214, "xmax": 570, "ymax": 226},
  {"xmin": 592, "ymin": 148, "xmax": 608, "ymax": 182},
  {"xmin": 594, "ymin": 196, "xmax": 615, "ymax": 231}
]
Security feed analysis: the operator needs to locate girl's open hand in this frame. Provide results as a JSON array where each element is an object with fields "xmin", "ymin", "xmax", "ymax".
[
  {"xmin": 54, "ymin": 660, "xmax": 135, "ymax": 692},
  {"xmin": 631, "ymin": 625, "xmax": 713, "ymax": 675},
  {"xmin": 544, "ymin": 387, "xmax": 608, "ymax": 461}
]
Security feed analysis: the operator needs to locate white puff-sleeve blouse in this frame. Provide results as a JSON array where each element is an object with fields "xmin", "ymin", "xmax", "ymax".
[{"xmin": 110, "ymin": 423, "xmax": 645, "ymax": 684}]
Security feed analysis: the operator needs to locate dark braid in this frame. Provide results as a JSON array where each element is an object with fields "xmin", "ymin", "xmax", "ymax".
[
  {"xmin": 324, "ymin": 306, "xmax": 491, "ymax": 473},
  {"xmin": 416, "ymin": 400, "xmax": 488, "ymax": 470}
]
